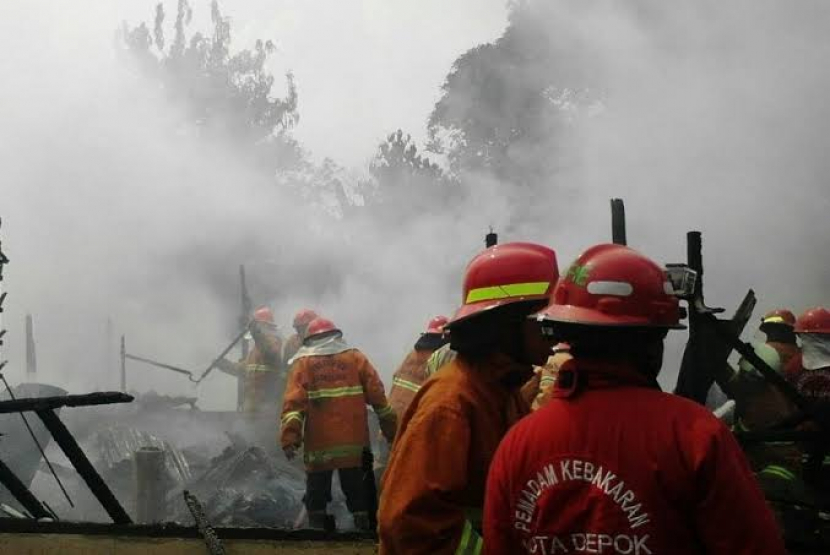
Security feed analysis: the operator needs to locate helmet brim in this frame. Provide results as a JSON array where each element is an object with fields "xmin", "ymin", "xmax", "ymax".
[
  {"xmin": 447, "ymin": 296, "xmax": 550, "ymax": 328},
  {"xmin": 537, "ymin": 305, "xmax": 687, "ymax": 330}
]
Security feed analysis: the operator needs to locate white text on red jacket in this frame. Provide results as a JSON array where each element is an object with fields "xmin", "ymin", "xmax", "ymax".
[{"xmin": 513, "ymin": 458, "xmax": 652, "ymax": 553}]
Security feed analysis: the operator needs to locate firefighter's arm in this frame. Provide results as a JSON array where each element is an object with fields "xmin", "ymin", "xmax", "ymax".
[
  {"xmin": 534, "ymin": 352, "xmax": 571, "ymax": 410},
  {"xmin": 249, "ymin": 322, "xmax": 284, "ymax": 370},
  {"xmin": 280, "ymin": 359, "xmax": 308, "ymax": 450},
  {"xmin": 519, "ymin": 370, "xmax": 541, "ymax": 409},
  {"xmin": 378, "ymin": 406, "xmax": 479, "ymax": 555},
  {"xmin": 484, "ymin": 430, "xmax": 517, "ymax": 555},
  {"xmin": 359, "ymin": 354, "xmax": 397, "ymax": 443},
  {"xmin": 216, "ymin": 358, "xmax": 243, "ymax": 378},
  {"xmin": 692, "ymin": 419, "xmax": 787, "ymax": 554}
]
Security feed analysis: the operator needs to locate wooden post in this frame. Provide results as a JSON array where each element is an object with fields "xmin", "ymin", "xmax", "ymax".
[
  {"xmin": 120, "ymin": 335, "xmax": 126, "ymax": 393},
  {"xmin": 25, "ymin": 314, "xmax": 36, "ymax": 379},
  {"xmin": 610, "ymin": 198, "xmax": 627, "ymax": 246},
  {"xmin": 135, "ymin": 446, "xmax": 166, "ymax": 524}
]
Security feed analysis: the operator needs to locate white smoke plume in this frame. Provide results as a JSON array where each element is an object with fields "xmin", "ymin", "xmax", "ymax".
[{"xmin": 1, "ymin": 0, "xmax": 828, "ymax": 405}]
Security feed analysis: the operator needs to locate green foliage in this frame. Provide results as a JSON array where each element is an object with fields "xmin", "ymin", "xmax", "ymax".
[
  {"xmin": 427, "ymin": 1, "xmax": 603, "ymax": 194},
  {"xmin": 120, "ymin": 0, "xmax": 301, "ymax": 166},
  {"xmin": 371, "ymin": 129, "xmax": 444, "ymax": 186},
  {"xmin": 366, "ymin": 129, "xmax": 458, "ymax": 218}
]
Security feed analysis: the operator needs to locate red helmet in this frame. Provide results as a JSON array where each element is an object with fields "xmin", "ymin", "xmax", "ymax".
[
  {"xmin": 253, "ymin": 306, "xmax": 275, "ymax": 324},
  {"xmin": 293, "ymin": 309, "xmax": 318, "ymax": 330},
  {"xmin": 795, "ymin": 308, "xmax": 830, "ymax": 334},
  {"xmin": 538, "ymin": 244, "xmax": 684, "ymax": 329},
  {"xmin": 761, "ymin": 309, "xmax": 796, "ymax": 328},
  {"xmin": 425, "ymin": 315, "xmax": 449, "ymax": 335},
  {"xmin": 448, "ymin": 242, "xmax": 559, "ymax": 326},
  {"xmin": 306, "ymin": 317, "xmax": 339, "ymax": 338}
]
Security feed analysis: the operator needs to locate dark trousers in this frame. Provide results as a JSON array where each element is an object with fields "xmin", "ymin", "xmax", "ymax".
[{"xmin": 305, "ymin": 467, "xmax": 367, "ymax": 513}]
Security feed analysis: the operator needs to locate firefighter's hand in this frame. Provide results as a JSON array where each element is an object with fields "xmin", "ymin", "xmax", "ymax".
[{"xmin": 283, "ymin": 445, "xmax": 297, "ymax": 460}]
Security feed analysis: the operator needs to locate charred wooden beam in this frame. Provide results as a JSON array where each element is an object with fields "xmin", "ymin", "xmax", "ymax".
[
  {"xmin": 610, "ymin": 198, "xmax": 627, "ymax": 246},
  {"xmin": 35, "ymin": 408, "xmax": 131, "ymax": 524},
  {"xmin": 0, "ymin": 392, "xmax": 132, "ymax": 415},
  {"xmin": 0, "ymin": 458, "xmax": 51, "ymax": 520},
  {"xmin": 120, "ymin": 335, "xmax": 127, "ymax": 393},
  {"xmin": 25, "ymin": 315, "xmax": 36, "ymax": 378}
]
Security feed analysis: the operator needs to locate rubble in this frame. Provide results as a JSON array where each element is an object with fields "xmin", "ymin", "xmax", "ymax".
[{"xmin": 169, "ymin": 445, "xmax": 305, "ymax": 528}]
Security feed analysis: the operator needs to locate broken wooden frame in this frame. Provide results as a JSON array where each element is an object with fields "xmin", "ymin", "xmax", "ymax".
[{"xmin": 0, "ymin": 392, "xmax": 134, "ymax": 524}]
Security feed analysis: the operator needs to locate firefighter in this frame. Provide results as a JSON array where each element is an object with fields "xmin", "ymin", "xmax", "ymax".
[
  {"xmin": 425, "ymin": 342, "xmax": 457, "ymax": 377},
  {"xmin": 785, "ymin": 307, "xmax": 830, "ymax": 400},
  {"xmin": 280, "ymin": 317, "xmax": 396, "ymax": 531},
  {"xmin": 378, "ymin": 242, "xmax": 559, "ymax": 555},
  {"xmin": 715, "ymin": 310, "xmax": 801, "ymax": 475},
  {"xmin": 283, "ymin": 308, "xmax": 318, "ymax": 368},
  {"xmin": 780, "ymin": 307, "xmax": 830, "ymax": 539},
  {"xmin": 722, "ymin": 308, "xmax": 801, "ymax": 416},
  {"xmin": 216, "ymin": 306, "xmax": 284, "ymax": 417},
  {"xmin": 520, "ymin": 344, "xmax": 572, "ymax": 411},
  {"xmin": 484, "ymin": 244, "xmax": 785, "ymax": 555},
  {"xmin": 759, "ymin": 309, "xmax": 800, "ymax": 366},
  {"xmin": 388, "ymin": 315, "xmax": 449, "ymax": 419}
]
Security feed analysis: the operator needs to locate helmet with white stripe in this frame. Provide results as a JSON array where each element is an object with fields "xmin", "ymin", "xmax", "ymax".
[{"xmin": 538, "ymin": 244, "xmax": 685, "ymax": 329}]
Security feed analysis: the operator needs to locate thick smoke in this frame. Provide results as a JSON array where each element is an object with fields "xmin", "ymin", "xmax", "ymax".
[
  {"xmin": 1, "ymin": 0, "xmax": 828, "ymax": 406},
  {"xmin": 444, "ymin": 0, "xmax": 830, "ymax": 383},
  {"xmin": 0, "ymin": 0, "xmax": 507, "ymax": 407}
]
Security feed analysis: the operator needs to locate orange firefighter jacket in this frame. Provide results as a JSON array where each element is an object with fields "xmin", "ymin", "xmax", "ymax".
[
  {"xmin": 218, "ymin": 331, "xmax": 284, "ymax": 415},
  {"xmin": 281, "ymin": 349, "xmax": 396, "ymax": 472},
  {"xmin": 378, "ymin": 353, "xmax": 532, "ymax": 555},
  {"xmin": 388, "ymin": 349, "xmax": 433, "ymax": 418}
]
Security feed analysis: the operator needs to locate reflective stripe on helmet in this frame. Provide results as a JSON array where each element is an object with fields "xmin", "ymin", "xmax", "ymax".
[
  {"xmin": 392, "ymin": 376, "xmax": 422, "ymax": 393},
  {"xmin": 307, "ymin": 385, "xmax": 364, "ymax": 400},
  {"xmin": 465, "ymin": 281, "xmax": 550, "ymax": 304},
  {"xmin": 763, "ymin": 316, "xmax": 787, "ymax": 324}
]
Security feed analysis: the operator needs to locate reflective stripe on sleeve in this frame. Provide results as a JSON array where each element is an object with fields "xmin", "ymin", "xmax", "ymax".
[
  {"xmin": 455, "ymin": 520, "xmax": 483, "ymax": 555},
  {"xmin": 281, "ymin": 411, "xmax": 304, "ymax": 426},
  {"xmin": 375, "ymin": 404, "xmax": 395, "ymax": 419},
  {"xmin": 245, "ymin": 364, "xmax": 274, "ymax": 373},
  {"xmin": 392, "ymin": 376, "xmax": 422, "ymax": 393},
  {"xmin": 307, "ymin": 385, "xmax": 364, "ymax": 400},
  {"xmin": 759, "ymin": 464, "xmax": 796, "ymax": 482},
  {"xmin": 465, "ymin": 281, "xmax": 550, "ymax": 304}
]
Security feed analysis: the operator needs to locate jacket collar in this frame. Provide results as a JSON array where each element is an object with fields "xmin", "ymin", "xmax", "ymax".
[
  {"xmin": 460, "ymin": 352, "xmax": 534, "ymax": 385},
  {"xmin": 553, "ymin": 357, "xmax": 659, "ymax": 399}
]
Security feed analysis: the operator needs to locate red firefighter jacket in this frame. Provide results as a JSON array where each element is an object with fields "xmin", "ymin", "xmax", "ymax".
[
  {"xmin": 484, "ymin": 359, "xmax": 786, "ymax": 555},
  {"xmin": 768, "ymin": 341, "xmax": 799, "ymax": 369},
  {"xmin": 786, "ymin": 353, "xmax": 830, "ymax": 402},
  {"xmin": 280, "ymin": 349, "xmax": 396, "ymax": 472},
  {"xmin": 388, "ymin": 349, "xmax": 433, "ymax": 418},
  {"xmin": 378, "ymin": 354, "xmax": 532, "ymax": 555}
]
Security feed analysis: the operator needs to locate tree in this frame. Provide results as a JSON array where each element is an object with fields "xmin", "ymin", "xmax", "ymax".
[
  {"xmin": 119, "ymin": 0, "xmax": 303, "ymax": 172},
  {"xmin": 427, "ymin": 1, "xmax": 603, "ymax": 209},
  {"xmin": 364, "ymin": 130, "xmax": 458, "ymax": 219}
]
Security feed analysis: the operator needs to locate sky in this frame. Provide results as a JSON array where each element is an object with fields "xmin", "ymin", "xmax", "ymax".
[
  {"xmin": 0, "ymin": 0, "xmax": 828, "ymax": 412},
  {"xmin": 117, "ymin": 0, "xmax": 510, "ymax": 167}
]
